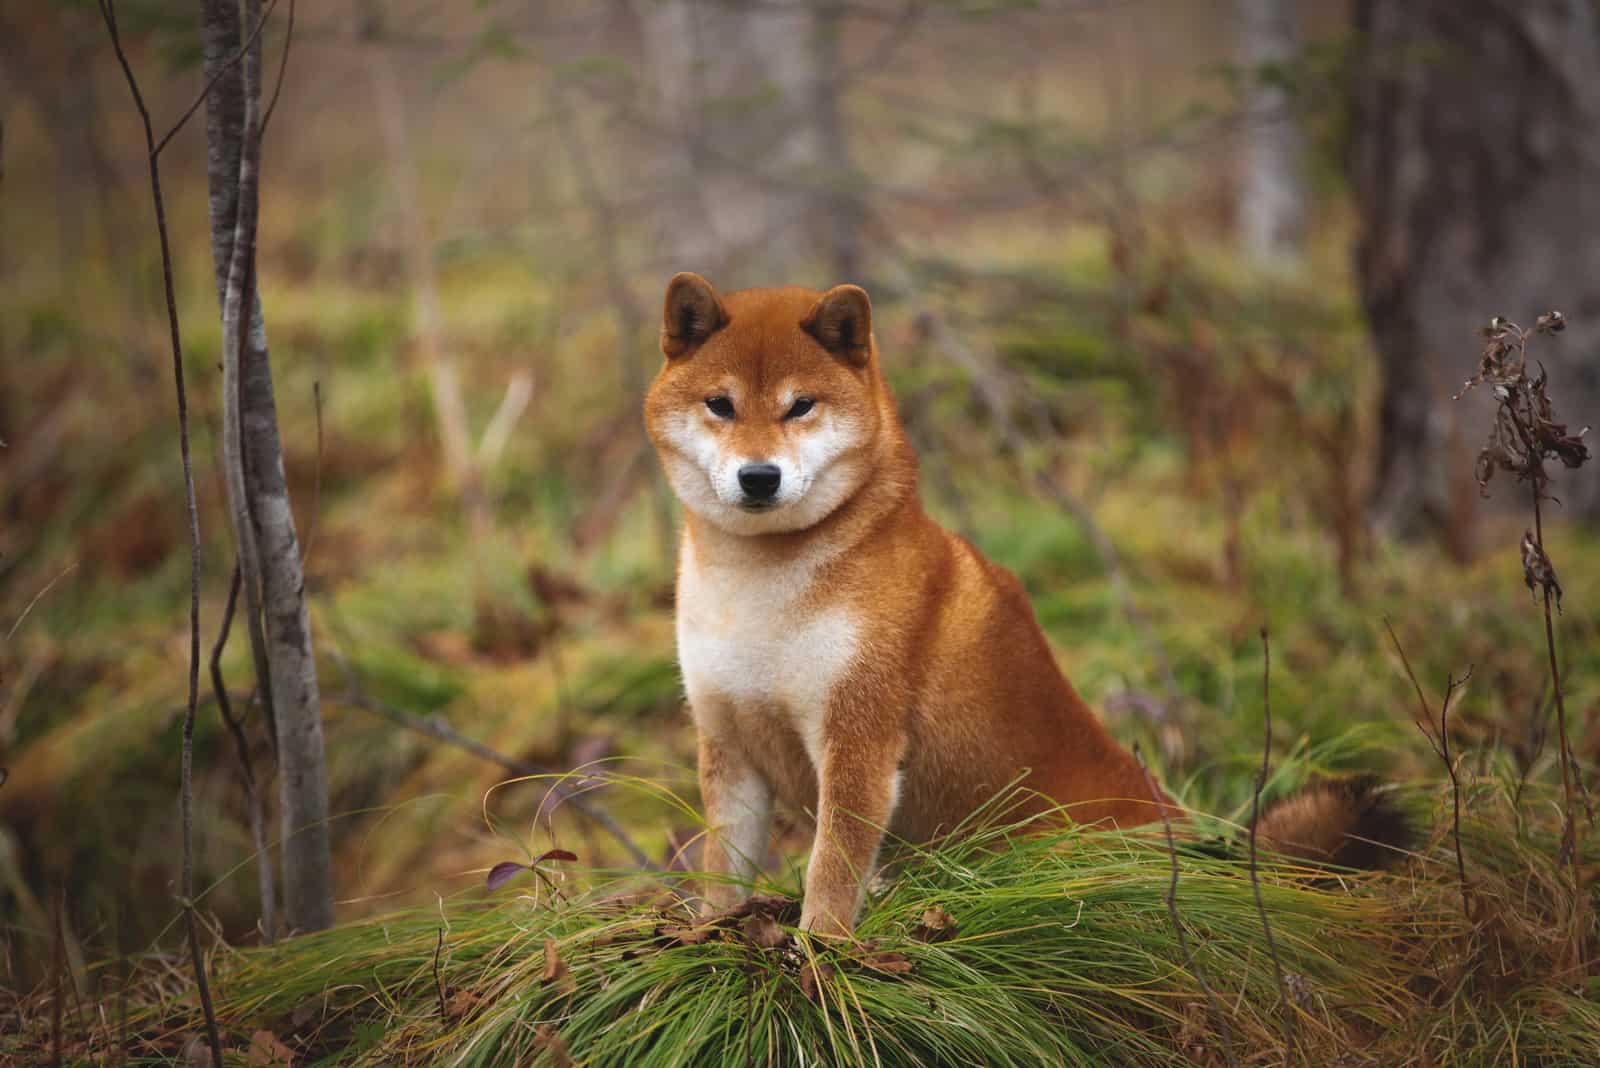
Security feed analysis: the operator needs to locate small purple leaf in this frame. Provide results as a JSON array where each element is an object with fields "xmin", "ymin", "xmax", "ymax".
[
  {"xmin": 536, "ymin": 849, "xmax": 579, "ymax": 865},
  {"xmin": 487, "ymin": 862, "xmax": 528, "ymax": 891}
]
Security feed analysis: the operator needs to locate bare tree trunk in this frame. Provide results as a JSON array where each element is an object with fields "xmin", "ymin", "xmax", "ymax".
[
  {"xmin": 201, "ymin": 0, "xmax": 333, "ymax": 934},
  {"xmin": 1350, "ymin": 0, "xmax": 1600, "ymax": 541},
  {"xmin": 1235, "ymin": 0, "xmax": 1304, "ymax": 263}
]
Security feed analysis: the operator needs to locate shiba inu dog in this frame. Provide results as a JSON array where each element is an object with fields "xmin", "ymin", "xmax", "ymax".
[{"xmin": 644, "ymin": 273, "xmax": 1404, "ymax": 936}]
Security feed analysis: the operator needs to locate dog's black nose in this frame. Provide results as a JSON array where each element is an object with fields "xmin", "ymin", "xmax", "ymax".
[{"xmin": 737, "ymin": 463, "xmax": 782, "ymax": 501}]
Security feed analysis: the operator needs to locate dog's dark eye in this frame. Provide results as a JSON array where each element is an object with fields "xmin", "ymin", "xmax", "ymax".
[
  {"xmin": 705, "ymin": 396, "xmax": 735, "ymax": 419},
  {"xmin": 784, "ymin": 397, "xmax": 815, "ymax": 420}
]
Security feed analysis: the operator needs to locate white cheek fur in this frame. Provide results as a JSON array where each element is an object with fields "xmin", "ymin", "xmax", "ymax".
[{"xmin": 659, "ymin": 407, "xmax": 868, "ymax": 535}]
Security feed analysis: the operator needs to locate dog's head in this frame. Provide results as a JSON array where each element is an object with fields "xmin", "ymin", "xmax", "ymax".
[{"xmin": 644, "ymin": 273, "xmax": 883, "ymax": 536}]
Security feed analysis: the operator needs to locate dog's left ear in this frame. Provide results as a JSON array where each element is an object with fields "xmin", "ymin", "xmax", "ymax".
[{"xmin": 801, "ymin": 285, "xmax": 873, "ymax": 368}]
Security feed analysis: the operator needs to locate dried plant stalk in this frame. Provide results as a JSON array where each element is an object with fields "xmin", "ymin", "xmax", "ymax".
[{"xmin": 1457, "ymin": 311, "xmax": 1590, "ymax": 969}]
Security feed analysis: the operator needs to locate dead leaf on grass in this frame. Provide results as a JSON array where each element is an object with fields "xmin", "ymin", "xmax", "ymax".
[
  {"xmin": 246, "ymin": 1030, "xmax": 295, "ymax": 1067},
  {"xmin": 660, "ymin": 924, "xmax": 716, "ymax": 946},
  {"xmin": 445, "ymin": 987, "xmax": 482, "ymax": 1020},
  {"xmin": 743, "ymin": 912, "xmax": 790, "ymax": 950},
  {"xmin": 913, "ymin": 905, "xmax": 956, "ymax": 942},
  {"xmin": 542, "ymin": 938, "xmax": 575, "ymax": 993},
  {"xmin": 860, "ymin": 951, "xmax": 915, "ymax": 975},
  {"xmin": 534, "ymin": 1024, "xmax": 575, "ymax": 1067},
  {"xmin": 798, "ymin": 960, "xmax": 836, "ymax": 1001}
]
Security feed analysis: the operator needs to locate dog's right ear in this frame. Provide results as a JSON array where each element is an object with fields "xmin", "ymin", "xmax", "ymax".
[{"xmin": 661, "ymin": 272, "xmax": 727, "ymax": 359}]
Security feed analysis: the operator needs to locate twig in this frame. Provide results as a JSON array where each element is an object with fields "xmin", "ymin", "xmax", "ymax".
[
  {"xmin": 322, "ymin": 638, "xmax": 653, "ymax": 870},
  {"xmin": 1249, "ymin": 626, "xmax": 1294, "ymax": 1055},
  {"xmin": 1439, "ymin": 669, "xmax": 1471, "ymax": 908},
  {"xmin": 50, "ymin": 888, "xmax": 63, "ymax": 1068},
  {"xmin": 301, "ymin": 380, "xmax": 324, "ymax": 570},
  {"xmin": 96, "ymin": 0, "xmax": 221, "ymax": 1061},
  {"xmin": 1533, "ymin": 488, "xmax": 1583, "ymax": 845},
  {"xmin": 2, "ymin": 563, "xmax": 79, "ymax": 648},
  {"xmin": 259, "ymin": 0, "xmax": 295, "ymax": 139},
  {"xmin": 1384, "ymin": 619, "xmax": 1471, "ymax": 913},
  {"xmin": 433, "ymin": 927, "xmax": 448, "ymax": 1021},
  {"xmin": 150, "ymin": 0, "xmax": 281, "ymax": 159},
  {"xmin": 113, "ymin": 908, "xmax": 129, "ymax": 1068},
  {"xmin": 1532, "ymin": 487, "xmax": 1587, "ymax": 966},
  {"xmin": 212, "ymin": 563, "xmax": 276, "ymax": 943},
  {"xmin": 1132, "ymin": 743, "xmax": 1237, "ymax": 1068}
]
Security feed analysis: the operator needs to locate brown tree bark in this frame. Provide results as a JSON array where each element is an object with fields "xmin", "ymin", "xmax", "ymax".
[
  {"xmin": 200, "ymin": 0, "xmax": 334, "ymax": 934},
  {"xmin": 1350, "ymin": 0, "xmax": 1600, "ymax": 545}
]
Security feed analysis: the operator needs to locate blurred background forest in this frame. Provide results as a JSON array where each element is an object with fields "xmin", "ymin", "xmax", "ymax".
[{"xmin": 2, "ymin": 0, "xmax": 1598, "ymax": 1009}]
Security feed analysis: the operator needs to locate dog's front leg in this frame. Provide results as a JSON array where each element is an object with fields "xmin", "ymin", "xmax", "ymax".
[
  {"xmin": 697, "ymin": 731, "xmax": 773, "ymax": 913},
  {"xmin": 801, "ymin": 734, "xmax": 904, "ymax": 937}
]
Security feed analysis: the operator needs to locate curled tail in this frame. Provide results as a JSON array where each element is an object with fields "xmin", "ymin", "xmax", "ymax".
[{"xmin": 1253, "ymin": 776, "xmax": 1413, "ymax": 869}]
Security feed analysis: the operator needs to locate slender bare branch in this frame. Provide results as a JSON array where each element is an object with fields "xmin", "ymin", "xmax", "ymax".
[
  {"xmin": 322, "ymin": 638, "xmax": 653, "ymax": 870},
  {"xmin": 433, "ymin": 928, "xmax": 448, "ymax": 1021},
  {"xmin": 1249, "ymin": 626, "xmax": 1294, "ymax": 1055},
  {"xmin": 50, "ymin": 888, "xmax": 63, "ymax": 1068},
  {"xmin": 95, "ymin": 0, "xmax": 221, "ymax": 1059},
  {"xmin": 151, "ymin": 0, "xmax": 281, "ymax": 160},
  {"xmin": 1132, "ymin": 743, "xmax": 1237, "ymax": 1068},
  {"xmin": 260, "ymin": 0, "xmax": 296, "ymax": 139},
  {"xmin": 1385, "ymin": 618, "xmax": 1471, "ymax": 914},
  {"xmin": 212, "ymin": 563, "xmax": 276, "ymax": 943},
  {"xmin": 301, "ymin": 380, "xmax": 324, "ymax": 571},
  {"xmin": 2, "ymin": 563, "xmax": 79, "ymax": 649}
]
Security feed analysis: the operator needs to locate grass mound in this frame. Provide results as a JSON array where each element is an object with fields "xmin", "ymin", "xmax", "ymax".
[
  {"xmin": 66, "ymin": 779, "xmax": 1592, "ymax": 1067},
  {"xmin": 193, "ymin": 834, "xmax": 1400, "ymax": 1065}
]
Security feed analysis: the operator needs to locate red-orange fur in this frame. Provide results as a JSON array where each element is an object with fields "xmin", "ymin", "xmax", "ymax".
[{"xmin": 646, "ymin": 274, "xmax": 1176, "ymax": 935}]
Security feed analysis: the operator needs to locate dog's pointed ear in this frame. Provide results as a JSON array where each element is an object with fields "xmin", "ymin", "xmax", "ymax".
[
  {"xmin": 801, "ymin": 284, "xmax": 873, "ymax": 367},
  {"xmin": 661, "ymin": 272, "xmax": 727, "ymax": 358}
]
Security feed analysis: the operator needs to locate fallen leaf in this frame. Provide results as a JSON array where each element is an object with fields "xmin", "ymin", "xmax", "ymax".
[
  {"xmin": 742, "ymin": 912, "xmax": 789, "ymax": 950},
  {"xmin": 534, "ymin": 1024, "xmax": 575, "ymax": 1067},
  {"xmin": 860, "ymin": 951, "xmax": 915, "ymax": 975},
  {"xmin": 246, "ymin": 1030, "xmax": 295, "ymax": 1067},
  {"xmin": 913, "ymin": 905, "xmax": 956, "ymax": 942},
  {"xmin": 798, "ymin": 961, "xmax": 836, "ymax": 1002},
  {"xmin": 541, "ymin": 938, "xmax": 574, "ymax": 992},
  {"xmin": 445, "ymin": 987, "xmax": 482, "ymax": 1020},
  {"xmin": 660, "ymin": 924, "xmax": 715, "ymax": 946},
  {"xmin": 700, "ymin": 893, "xmax": 799, "ymax": 928}
]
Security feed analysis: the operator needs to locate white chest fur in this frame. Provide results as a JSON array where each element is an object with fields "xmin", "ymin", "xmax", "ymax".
[{"xmin": 676, "ymin": 543, "xmax": 859, "ymax": 763}]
